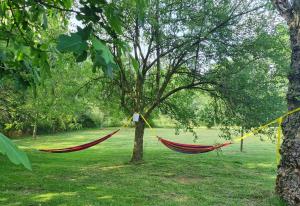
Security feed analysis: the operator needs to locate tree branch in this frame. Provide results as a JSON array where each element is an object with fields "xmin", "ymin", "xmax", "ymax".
[
  {"xmin": 145, "ymin": 3, "xmax": 266, "ymax": 72},
  {"xmin": 272, "ymin": 0, "xmax": 293, "ymax": 22},
  {"xmin": 34, "ymin": 0, "xmax": 81, "ymax": 14},
  {"xmin": 145, "ymin": 80, "xmax": 217, "ymax": 116}
]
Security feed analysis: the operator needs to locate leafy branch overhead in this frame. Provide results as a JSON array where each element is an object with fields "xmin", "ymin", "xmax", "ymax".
[
  {"xmin": 56, "ymin": 23, "xmax": 118, "ymax": 77},
  {"xmin": 55, "ymin": 0, "xmax": 132, "ymax": 77},
  {"xmin": 55, "ymin": 0, "xmax": 150, "ymax": 77},
  {"xmin": 0, "ymin": 133, "xmax": 32, "ymax": 170}
]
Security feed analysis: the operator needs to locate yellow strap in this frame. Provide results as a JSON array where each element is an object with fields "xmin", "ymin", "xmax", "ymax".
[
  {"xmin": 230, "ymin": 107, "xmax": 300, "ymax": 166},
  {"xmin": 123, "ymin": 113, "xmax": 152, "ymax": 129},
  {"xmin": 233, "ymin": 107, "xmax": 300, "ymax": 142},
  {"xmin": 140, "ymin": 114, "xmax": 159, "ymax": 139},
  {"xmin": 140, "ymin": 114, "xmax": 153, "ymax": 129},
  {"xmin": 123, "ymin": 116, "xmax": 133, "ymax": 128},
  {"xmin": 284, "ymin": 107, "xmax": 300, "ymax": 117},
  {"xmin": 276, "ymin": 117, "xmax": 283, "ymax": 165},
  {"xmin": 233, "ymin": 119, "xmax": 278, "ymax": 142}
]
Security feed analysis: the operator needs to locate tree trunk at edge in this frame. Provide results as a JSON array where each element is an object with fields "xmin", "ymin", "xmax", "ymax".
[{"xmin": 275, "ymin": 25, "xmax": 300, "ymax": 205}]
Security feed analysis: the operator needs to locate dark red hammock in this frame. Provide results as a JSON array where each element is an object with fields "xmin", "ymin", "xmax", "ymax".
[
  {"xmin": 157, "ymin": 137, "xmax": 232, "ymax": 154},
  {"xmin": 39, "ymin": 129, "xmax": 120, "ymax": 153}
]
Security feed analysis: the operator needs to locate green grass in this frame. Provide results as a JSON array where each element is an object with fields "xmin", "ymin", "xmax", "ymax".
[{"xmin": 0, "ymin": 128, "xmax": 286, "ymax": 206}]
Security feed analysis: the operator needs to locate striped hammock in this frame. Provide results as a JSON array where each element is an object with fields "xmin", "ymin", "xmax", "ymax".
[
  {"xmin": 158, "ymin": 137, "xmax": 232, "ymax": 154},
  {"xmin": 39, "ymin": 129, "xmax": 120, "ymax": 153}
]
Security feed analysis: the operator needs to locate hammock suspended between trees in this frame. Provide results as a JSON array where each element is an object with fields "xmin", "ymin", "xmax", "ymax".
[
  {"xmin": 39, "ymin": 129, "xmax": 120, "ymax": 153},
  {"xmin": 157, "ymin": 137, "xmax": 232, "ymax": 154}
]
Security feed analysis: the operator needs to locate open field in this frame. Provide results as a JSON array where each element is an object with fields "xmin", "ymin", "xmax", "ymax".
[{"xmin": 0, "ymin": 128, "xmax": 285, "ymax": 206}]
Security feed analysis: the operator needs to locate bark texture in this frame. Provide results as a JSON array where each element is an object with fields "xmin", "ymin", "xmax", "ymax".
[
  {"xmin": 275, "ymin": 16, "xmax": 300, "ymax": 205},
  {"xmin": 32, "ymin": 121, "xmax": 37, "ymax": 139},
  {"xmin": 130, "ymin": 120, "xmax": 145, "ymax": 163},
  {"xmin": 240, "ymin": 129, "xmax": 244, "ymax": 152}
]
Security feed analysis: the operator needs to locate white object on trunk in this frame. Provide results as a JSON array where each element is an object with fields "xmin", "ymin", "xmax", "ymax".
[{"xmin": 132, "ymin": 113, "xmax": 140, "ymax": 122}]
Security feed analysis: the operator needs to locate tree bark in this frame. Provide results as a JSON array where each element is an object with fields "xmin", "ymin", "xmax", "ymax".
[
  {"xmin": 275, "ymin": 24, "xmax": 300, "ymax": 205},
  {"xmin": 240, "ymin": 128, "xmax": 244, "ymax": 152},
  {"xmin": 32, "ymin": 120, "xmax": 37, "ymax": 139},
  {"xmin": 130, "ymin": 120, "xmax": 145, "ymax": 163}
]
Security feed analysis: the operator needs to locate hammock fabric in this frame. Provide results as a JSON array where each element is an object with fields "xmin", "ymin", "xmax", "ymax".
[
  {"xmin": 158, "ymin": 137, "xmax": 232, "ymax": 154},
  {"xmin": 39, "ymin": 129, "xmax": 120, "ymax": 153}
]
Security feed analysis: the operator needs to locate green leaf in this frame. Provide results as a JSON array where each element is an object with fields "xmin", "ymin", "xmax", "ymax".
[
  {"xmin": 16, "ymin": 51, "xmax": 24, "ymax": 61},
  {"xmin": 42, "ymin": 13, "xmax": 48, "ymax": 30},
  {"xmin": 57, "ymin": 33, "xmax": 88, "ymax": 54},
  {"xmin": 91, "ymin": 37, "xmax": 118, "ymax": 77},
  {"xmin": 105, "ymin": 5, "xmax": 122, "ymax": 34},
  {"xmin": 0, "ymin": 133, "xmax": 32, "ymax": 170},
  {"xmin": 75, "ymin": 51, "xmax": 88, "ymax": 62},
  {"xmin": 114, "ymin": 39, "xmax": 130, "ymax": 54},
  {"xmin": 61, "ymin": 0, "xmax": 73, "ymax": 9},
  {"xmin": 135, "ymin": 0, "xmax": 149, "ymax": 25},
  {"xmin": 0, "ymin": 51, "xmax": 6, "ymax": 61},
  {"xmin": 130, "ymin": 56, "xmax": 139, "ymax": 72},
  {"xmin": 77, "ymin": 24, "xmax": 93, "ymax": 41},
  {"xmin": 92, "ymin": 37, "xmax": 114, "ymax": 64}
]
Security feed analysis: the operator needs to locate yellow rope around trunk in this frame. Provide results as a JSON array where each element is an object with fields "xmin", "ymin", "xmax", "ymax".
[
  {"xmin": 140, "ymin": 114, "xmax": 158, "ymax": 138},
  {"xmin": 276, "ymin": 117, "xmax": 283, "ymax": 164},
  {"xmin": 231, "ymin": 107, "xmax": 300, "ymax": 164},
  {"xmin": 233, "ymin": 107, "xmax": 300, "ymax": 143},
  {"xmin": 140, "ymin": 114, "xmax": 152, "ymax": 129}
]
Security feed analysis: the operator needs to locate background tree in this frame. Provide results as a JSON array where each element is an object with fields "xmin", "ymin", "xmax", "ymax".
[
  {"xmin": 200, "ymin": 28, "xmax": 289, "ymax": 151},
  {"xmin": 273, "ymin": 0, "xmax": 300, "ymax": 205}
]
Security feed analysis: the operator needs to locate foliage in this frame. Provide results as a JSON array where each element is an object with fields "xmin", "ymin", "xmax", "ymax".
[
  {"xmin": 0, "ymin": 133, "xmax": 31, "ymax": 170},
  {"xmin": 199, "ymin": 27, "xmax": 289, "ymax": 140},
  {"xmin": 0, "ymin": 0, "xmax": 67, "ymax": 88}
]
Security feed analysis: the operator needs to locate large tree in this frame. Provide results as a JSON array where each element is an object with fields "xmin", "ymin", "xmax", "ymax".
[
  {"xmin": 273, "ymin": 0, "xmax": 300, "ymax": 205},
  {"xmin": 57, "ymin": 0, "xmax": 279, "ymax": 163}
]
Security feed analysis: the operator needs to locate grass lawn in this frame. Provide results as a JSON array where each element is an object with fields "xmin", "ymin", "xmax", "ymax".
[{"xmin": 0, "ymin": 128, "xmax": 286, "ymax": 206}]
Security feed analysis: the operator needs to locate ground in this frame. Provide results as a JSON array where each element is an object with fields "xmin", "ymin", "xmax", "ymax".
[{"xmin": 0, "ymin": 128, "xmax": 286, "ymax": 206}]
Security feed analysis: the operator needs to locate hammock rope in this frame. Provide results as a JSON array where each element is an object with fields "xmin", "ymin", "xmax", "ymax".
[{"xmin": 39, "ymin": 129, "xmax": 120, "ymax": 153}]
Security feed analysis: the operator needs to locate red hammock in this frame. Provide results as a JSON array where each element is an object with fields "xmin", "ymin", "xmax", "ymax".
[
  {"xmin": 39, "ymin": 129, "xmax": 120, "ymax": 153},
  {"xmin": 158, "ymin": 137, "xmax": 232, "ymax": 154}
]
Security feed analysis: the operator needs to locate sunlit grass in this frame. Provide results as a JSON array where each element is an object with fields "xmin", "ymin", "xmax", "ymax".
[{"xmin": 0, "ymin": 128, "xmax": 286, "ymax": 205}]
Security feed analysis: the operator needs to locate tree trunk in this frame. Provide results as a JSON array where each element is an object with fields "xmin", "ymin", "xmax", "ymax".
[
  {"xmin": 130, "ymin": 120, "xmax": 145, "ymax": 163},
  {"xmin": 275, "ymin": 25, "xmax": 300, "ymax": 205},
  {"xmin": 240, "ymin": 128, "xmax": 244, "ymax": 152},
  {"xmin": 240, "ymin": 139, "xmax": 243, "ymax": 152},
  {"xmin": 32, "ymin": 120, "xmax": 37, "ymax": 139},
  {"xmin": 240, "ymin": 133, "xmax": 244, "ymax": 153},
  {"xmin": 32, "ymin": 111, "xmax": 38, "ymax": 139}
]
